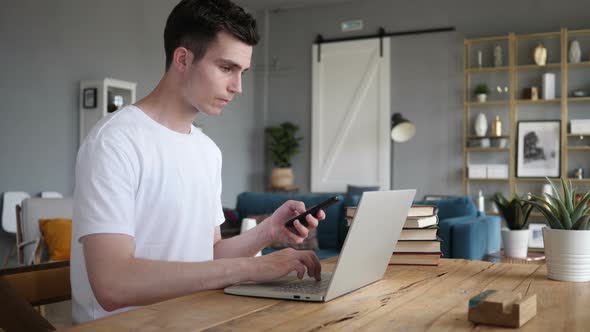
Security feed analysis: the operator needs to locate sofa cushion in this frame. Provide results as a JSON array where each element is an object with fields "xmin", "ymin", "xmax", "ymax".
[
  {"xmin": 413, "ymin": 196, "xmax": 478, "ymax": 220},
  {"xmin": 236, "ymin": 192, "xmax": 344, "ymax": 249}
]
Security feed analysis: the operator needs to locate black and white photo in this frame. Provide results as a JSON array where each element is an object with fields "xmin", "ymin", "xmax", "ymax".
[
  {"xmin": 528, "ymin": 223, "xmax": 546, "ymax": 249},
  {"xmin": 83, "ymin": 88, "xmax": 97, "ymax": 109},
  {"xmin": 516, "ymin": 120, "xmax": 560, "ymax": 177}
]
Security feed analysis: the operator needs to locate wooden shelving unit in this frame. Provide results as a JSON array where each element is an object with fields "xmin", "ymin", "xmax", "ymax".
[{"xmin": 464, "ymin": 28, "xmax": 590, "ymax": 200}]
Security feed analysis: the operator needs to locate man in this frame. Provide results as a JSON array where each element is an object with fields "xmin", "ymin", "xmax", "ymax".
[{"xmin": 71, "ymin": 0, "xmax": 324, "ymax": 324}]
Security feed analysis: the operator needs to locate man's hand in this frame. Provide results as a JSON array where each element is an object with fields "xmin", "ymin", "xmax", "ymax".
[
  {"xmin": 262, "ymin": 200, "xmax": 326, "ymax": 245},
  {"xmin": 248, "ymin": 248, "xmax": 321, "ymax": 281}
]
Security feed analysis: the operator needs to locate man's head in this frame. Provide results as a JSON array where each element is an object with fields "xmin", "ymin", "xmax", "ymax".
[{"xmin": 164, "ymin": 0, "xmax": 259, "ymax": 115}]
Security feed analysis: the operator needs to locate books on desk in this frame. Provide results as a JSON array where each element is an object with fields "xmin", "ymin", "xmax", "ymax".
[
  {"xmin": 345, "ymin": 205, "xmax": 439, "ymax": 227},
  {"xmin": 390, "ymin": 252, "xmax": 442, "ymax": 266}
]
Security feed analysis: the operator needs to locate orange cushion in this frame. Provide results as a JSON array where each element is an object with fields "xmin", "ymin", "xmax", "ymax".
[{"xmin": 39, "ymin": 218, "xmax": 72, "ymax": 261}]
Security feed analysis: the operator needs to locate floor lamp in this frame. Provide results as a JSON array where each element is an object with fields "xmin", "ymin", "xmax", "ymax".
[{"xmin": 390, "ymin": 113, "xmax": 416, "ymax": 189}]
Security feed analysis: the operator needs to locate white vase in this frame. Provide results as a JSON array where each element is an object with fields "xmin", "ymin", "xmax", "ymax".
[
  {"xmin": 569, "ymin": 40, "xmax": 582, "ymax": 63},
  {"xmin": 474, "ymin": 113, "xmax": 488, "ymax": 137},
  {"xmin": 502, "ymin": 229, "xmax": 529, "ymax": 258},
  {"xmin": 534, "ymin": 43, "xmax": 547, "ymax": 66},
  {"xmin": 543, "ymin": 228, "xmax": 590, "ymax": 282},
  {"xmin": 476, "ymin": 93, "xmax": 487, "ymax": 103}
]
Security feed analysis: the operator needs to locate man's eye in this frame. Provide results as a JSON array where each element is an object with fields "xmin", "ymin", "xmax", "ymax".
[{"xmin": 220, "ymin": 66, "xmax": 231, "ymax": 73}]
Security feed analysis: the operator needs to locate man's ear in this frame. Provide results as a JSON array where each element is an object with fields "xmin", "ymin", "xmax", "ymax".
[{"xmin": 172, "ymin": 47, "xmax": 193, "ymax": 73}]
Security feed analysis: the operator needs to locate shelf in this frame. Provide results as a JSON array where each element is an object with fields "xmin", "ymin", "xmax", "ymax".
[
  {"xmin": 516, "ymin": 63, "xmax": 561, "ymax": 71},
  {"xmin": 467, "ymin": 178, "xmax": 509, "ymax": 182},
  {"xmin": 568, "ymin": 97, "xmax": 590, "ymax": 102},
  {"xmin": 515, "ymin": 178, "xmax": 554, "ymax": 182},
  {"xmin": 466, "ymin": 101, "xmax": 510, "ymax": 107},
  {"xmin": 568, "ymin": 61, "xmax": 590, "ymax": 68},
  {"xmin": 466, "ymin": 147, "xmax": 509, "ymax": 152},
  {"xmin": 467, "ymin": 135, "xmax": 509, "ymax": 139},
  {"xmin": 515, "ymin": 99, "xmax": 561, "ymax": 104},
  {"xmin": 467, "ymin": 66, "xmax": 509, "ymax": 74},
  {"xmin": 568, "ymin": 146, "xmax": 590, "ymax": 151},
  {"xmin": 569, "ymin": 178, "xmax": 590, "ymax": 182},
  {"xmin": 568, "ymin": 134, "xmax": 590, "ymax": 137}
]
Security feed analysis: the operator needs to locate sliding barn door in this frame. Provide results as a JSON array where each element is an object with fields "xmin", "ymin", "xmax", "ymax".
[{"xmin": 311, "ymin": 38, "xmax": 391, "ymax": 192}]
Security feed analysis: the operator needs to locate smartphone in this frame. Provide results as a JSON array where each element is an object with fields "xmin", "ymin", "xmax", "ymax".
[{"xmin": 285, "ymin": 196, "xmax": 340, "ymax": 233}]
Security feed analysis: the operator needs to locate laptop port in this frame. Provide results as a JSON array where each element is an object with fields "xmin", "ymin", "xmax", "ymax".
[{"xmin": 293, "ymin": 295, "xmax": 300, "ymax": 299}]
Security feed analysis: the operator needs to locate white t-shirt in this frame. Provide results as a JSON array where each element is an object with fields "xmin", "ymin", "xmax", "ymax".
[{"xmin": 70, "ymin": 105, "xmax": 224, "ymax": 324}]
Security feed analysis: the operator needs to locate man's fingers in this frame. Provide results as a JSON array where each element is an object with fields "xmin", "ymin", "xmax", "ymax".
[
  {"xmin": 292, "ymin": 261, "xmax": 306, "ymax": 279},
  {"xmin": 297, "ymin": 251, "xmax": 321, "ymax": 280},
  {"xmin": 294, "ymin": 220, "xmax": 309, "ymax": 238},
  {"xmin": 287, "ymin": 200, "xmax": 306, "ymax": 214},
  {"xmin": 305, "ymin": 214, "xmax": 319, "ymax": 229}
]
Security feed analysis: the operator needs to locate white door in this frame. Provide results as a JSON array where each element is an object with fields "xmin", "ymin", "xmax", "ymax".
[{"xmin": 311, "ymin": 38, "xmax": 391, "ymax": 192}]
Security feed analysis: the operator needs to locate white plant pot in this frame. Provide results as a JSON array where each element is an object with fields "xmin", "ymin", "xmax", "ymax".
[
  {"xmin": 502, "ymin": 229, "xmax": 529, "ymax": 258},
  {"xmin": 543, "ymin": 228, "xmax": 590, "ymax": 282},
  {"xmin": 476, "ymin": 94, "xmax": 487, "ymax": 103}
]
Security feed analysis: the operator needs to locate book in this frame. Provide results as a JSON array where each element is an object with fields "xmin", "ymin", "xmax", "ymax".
[
  {"xmin": 394, "ymin": 240, "xmax": 441, "ymax": 253},
  {"xmin": 399, "ymin": 226, "xmax": 438, "ymax": 241},
  {"xmin": 389, "ymin": 252, "xmax": 441, "ymax": 266},
  {"xmin": 403, "ymin": 215, "xmax": 438, "ymax": 228},
  {"xmin": 407, "ymin": 205, "xmax": 438, "ymax": 218}
]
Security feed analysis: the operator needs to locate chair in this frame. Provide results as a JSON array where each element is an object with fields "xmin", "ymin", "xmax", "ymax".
[
  {"xmin": 0, "ymin": 260, "xmax": 70, "ymax": 331},
  {"xmin": 16, "ymin": 198, "xmax": 73, "ymax": 265},
  {"xmin": 2, "ymin": 191, "xmax": 31, "ymax": 234}
]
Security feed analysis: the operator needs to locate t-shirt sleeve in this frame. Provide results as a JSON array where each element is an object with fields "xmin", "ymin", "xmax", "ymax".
[
  {"xmin": 72, "ymin": 132, "xmax": 136, "ymax": 242},
  {"xmin": 214, "ymin": 148, "xmax": 225, "ymax": 227}
]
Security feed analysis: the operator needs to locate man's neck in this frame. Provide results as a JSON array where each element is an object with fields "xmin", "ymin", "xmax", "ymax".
[{"xmin": 134, "ymin": 76, "xmax": 196, "ymax": 135}]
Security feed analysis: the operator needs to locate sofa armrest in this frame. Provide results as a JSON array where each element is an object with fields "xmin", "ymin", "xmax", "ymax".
[{"xmin": 438, "ymin": 215, "xmax": 501, "ymax": 260}]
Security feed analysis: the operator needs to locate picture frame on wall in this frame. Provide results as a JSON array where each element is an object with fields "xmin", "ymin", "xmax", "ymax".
[
  {"xmin": 516, "ymin": 120, "xmax": 561, "ymax": 178},
  {"xmin": 83, "ymin": 88, "xmax": 97, "ymax": 109}
]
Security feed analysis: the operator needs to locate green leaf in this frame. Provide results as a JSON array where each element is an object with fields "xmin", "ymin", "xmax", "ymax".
[{"xmin": 527, "ymin": 199, "xmax": 564, "ymax": 229}]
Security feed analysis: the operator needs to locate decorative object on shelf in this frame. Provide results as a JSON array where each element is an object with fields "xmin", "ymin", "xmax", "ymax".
[
  {"xmin": 474, "ymin": 113, "xmax": 488, "ymax": 137},
  {"xmin": 531, "ymin": 86, "xmax": 539, "ymax": 100},
  {"xmin": 477, "ymin": 49, "xmax": 483, "ymax": 68},
  {"xmin": 528, "ymin": 223, "xmax": 546, "ymax": 249},
  {"xmin": 477, "ymin": 190, "xmax": 485, "ymax": 212},
  {"xmin": 516, "ymin": 120, "xmax": 560, "ymax": 178},
  {"xmin": 572, "ymin": 89, "xmax": 589, "ymax": 98},
  {"xmin": 494, "ymin": 45, "xmax": 503, "ymax": 67},
  {"xmin": 266, "ymin": 122, "xmax": 302, "ymax": 189},
  {"xmin": 569, "ymin": 40, "xmax": 582, "ymax": 63},
  {"xmin": 533, "ymin": 43, "xmax": 547, "ymax": 66},
  {"xmin": 575, "ymin": 167, "xmax": 584, "ymax": 179},
  {"xmin": 490, "ymin": 138, "xmax": 508, "ymax": 148},
  {"xmin": 491, "ymin": 116, "xmax": 502, "ymax": 137},
  {"xmin": 542, "ymin": 73, "xmax": 556, "ymax": 100},
  {"xmin": 527, "ymin": 178, "xmax": 590, "ymax": 282},
  {"xmin": 570, "ymin": 119, "xmax": 590, "ymax": 134},
  {"xmin": 474, "ymin": 84, "xmax": 489, "ymax": 103},
  {"xmin": 82, "ymin": 88, "xmax": 97, "ymax": 109},
  {"xmin": 492, "ymin": 193, "xmax": 534, "ymax": 258}
]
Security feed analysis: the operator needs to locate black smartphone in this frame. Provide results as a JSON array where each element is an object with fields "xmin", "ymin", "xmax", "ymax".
[{"xmin": 285, "ymin": 196, "xmax": 340, "ymax": 233}]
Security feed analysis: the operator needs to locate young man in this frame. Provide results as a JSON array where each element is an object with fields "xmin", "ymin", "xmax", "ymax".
[{"xmin": 71, "ymin": 0, "xmax": 325, "ymax": 324}]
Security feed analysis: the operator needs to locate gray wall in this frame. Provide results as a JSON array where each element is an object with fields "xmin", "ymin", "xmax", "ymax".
[
  {"xmin": 263, "ymin": 0, "xmax": 590, "ymax": 198},
  {"xmin": 0, "ymin": 0, "xmax": 263, "ymax": 263}
]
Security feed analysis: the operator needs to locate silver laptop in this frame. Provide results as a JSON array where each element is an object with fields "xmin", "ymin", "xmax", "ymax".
[{"xmin": 224, "ymin": 190, "xmax": 416, "ymax": 302}]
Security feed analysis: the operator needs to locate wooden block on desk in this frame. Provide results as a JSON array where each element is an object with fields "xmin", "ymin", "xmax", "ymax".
[{"xmin": 468, "ymin": 290, "xmax": 537, "ymax": 328}]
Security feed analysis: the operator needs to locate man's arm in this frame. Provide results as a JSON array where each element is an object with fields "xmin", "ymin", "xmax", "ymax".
[{"xmin": 83, "ymin": 233, "xmax": 320, "ymax": 312}]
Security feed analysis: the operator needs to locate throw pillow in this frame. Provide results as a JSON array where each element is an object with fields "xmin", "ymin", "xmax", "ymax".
[
  {"xmin": 39, "ymin": 218, "xmax": 72, "ymax": 261},
  {"xmin": 248, "ymin": 214, "xmax": 320, "ymax": 251}
]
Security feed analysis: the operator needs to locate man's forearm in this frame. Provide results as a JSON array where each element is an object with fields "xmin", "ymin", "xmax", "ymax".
[
  {"xmin": 91, "ymin": 256, "xmax": 253, "ymax": 311},
  {"xmin": 214, "ymin": 221, "xmax": 272, "ymax": 259}
]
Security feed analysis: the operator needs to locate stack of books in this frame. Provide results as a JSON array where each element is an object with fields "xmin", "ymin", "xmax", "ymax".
[{"xmin": 345, "ymin": 205, "xmax": 442, "ymax": 266}]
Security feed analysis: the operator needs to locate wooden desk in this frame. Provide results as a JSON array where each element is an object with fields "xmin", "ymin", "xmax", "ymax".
[{"xmin": 65, "ymin": 258, "xmax": 590, "ymax": 331}]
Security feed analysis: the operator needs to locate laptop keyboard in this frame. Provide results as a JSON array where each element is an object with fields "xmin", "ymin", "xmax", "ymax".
[{"xmin": 271, "ymin": 277, "xmax": 331, "ymax": 294}]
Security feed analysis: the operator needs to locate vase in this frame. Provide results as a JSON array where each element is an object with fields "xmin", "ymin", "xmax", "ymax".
[
  {"xmin": 569, "ymin": 40, "xmax": 582, "ymax": 63},
  {"xmin": 474, "ymin": 113, "xmax": 488, "ymax": 137},
  {"xmin": 502, "ymin": 229, "xmax": 529, "ymax": 259},
  {"xmin": 270, "ymin": 167, "xmax": 294, "ymax": 189},
  {"xmin": 543, "ymin": 228, "xmax": 590, "ymax": 282},
  {"xmin": 476, "ymin": 94, "xmax": 487, "ymax": 103},
  {"xmin": 534, "ymin": 43, "xmax": 547, "ymax": 66}
]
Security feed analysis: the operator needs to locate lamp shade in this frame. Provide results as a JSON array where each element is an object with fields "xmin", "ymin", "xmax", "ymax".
[{"xmin": 390, "ymin": 113, "xmax": 416, "ymax": 142}]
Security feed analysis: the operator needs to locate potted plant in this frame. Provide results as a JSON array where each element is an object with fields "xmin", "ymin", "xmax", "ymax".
[
  {"xmin": 265, "ymin": 122, "xmax": 302, "ymax": 189},
  {"xmin": 527, "ymin": 178, "xmax": 590, "ymax": 282},
  {"xmin": 474, "ymin": 84, "xmax": 490, "ymax": 103},
  {"xmin": 492, "ymin": 193, "xmax": 534, "ymax": 258}
]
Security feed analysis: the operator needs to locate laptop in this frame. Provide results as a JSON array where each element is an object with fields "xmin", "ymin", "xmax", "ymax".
[{"xmin": 224, "ymin": 189, "xmax": 416, "ymax": 302}]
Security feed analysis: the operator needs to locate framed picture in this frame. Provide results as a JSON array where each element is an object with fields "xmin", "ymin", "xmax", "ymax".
[
  {"xmin": 528, "ymin": 223, "xmax": 546, "ymax": 250},
  {"xmin": 83, "ymin": 88, "xmax": 97, "ymax": 109},
  {"xmin": 516, "ymin": 120, "xmax": 560, "ymax": 178}
]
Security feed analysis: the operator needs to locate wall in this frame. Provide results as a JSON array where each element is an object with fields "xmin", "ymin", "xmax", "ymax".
[
  {"xmin": 0, "ymin": 0, "xmax": 263, "ymax": 263},
  {"xmin": 263, "ymin": 0, "xmax": 590, "ymax": 198}
]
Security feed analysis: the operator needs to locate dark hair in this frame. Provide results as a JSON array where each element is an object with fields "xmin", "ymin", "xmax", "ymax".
[{"xmin": 164, "ymin": 0, "xmax": 259, "ymax": 70}]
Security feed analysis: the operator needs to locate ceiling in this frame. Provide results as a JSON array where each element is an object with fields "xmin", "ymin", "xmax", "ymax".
[{"xmin": 236, "ymin": 0, "xmax": 360, "ymax": 11}]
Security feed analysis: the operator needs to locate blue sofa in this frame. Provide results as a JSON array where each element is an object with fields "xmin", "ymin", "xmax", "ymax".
[{"xmin": 232, "ymin": 192, "xmax": 501, "ymax": 260}]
